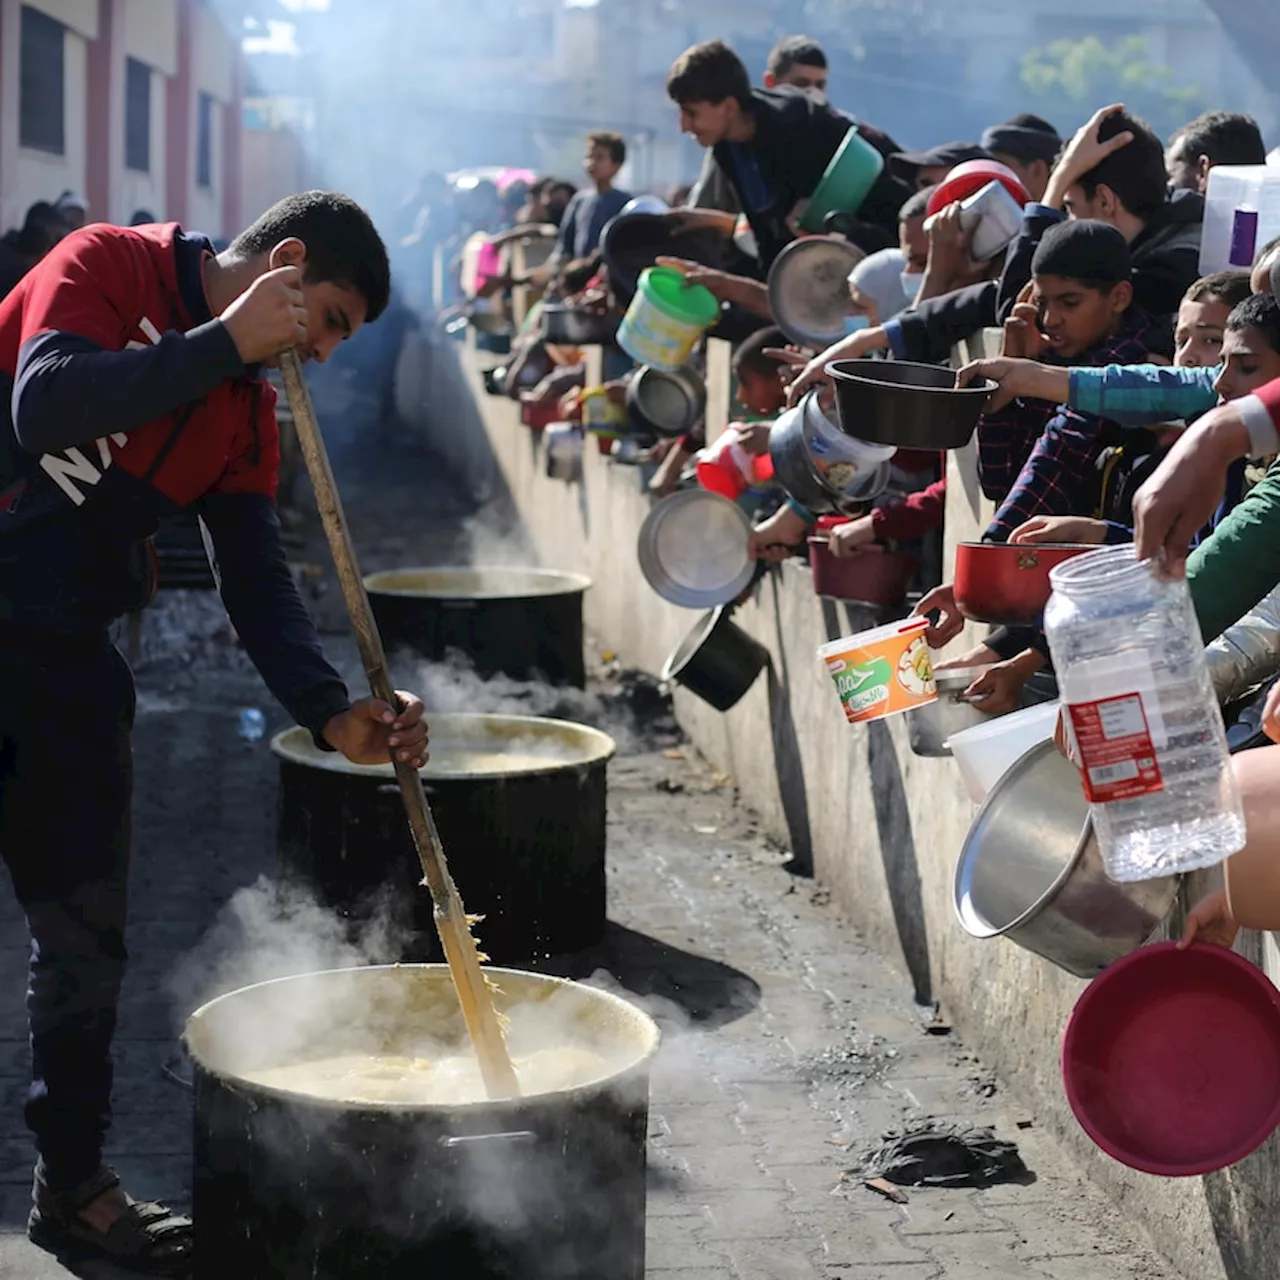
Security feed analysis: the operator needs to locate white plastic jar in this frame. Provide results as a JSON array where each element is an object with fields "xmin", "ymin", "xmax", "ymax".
[{"xmin": 1043, "ymin": 543, "xmax": 1245, "ymax": 882}]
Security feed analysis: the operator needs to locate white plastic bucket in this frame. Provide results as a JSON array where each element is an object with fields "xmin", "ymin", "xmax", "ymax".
[{"xmin": 946, "ymin": 700, "xmax": 1062, "ymax": 803}]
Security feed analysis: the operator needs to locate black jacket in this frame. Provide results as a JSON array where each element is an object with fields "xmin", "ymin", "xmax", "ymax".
[
  {"xmin": 887, "ymin": 191, "xmax": 1205, "ymax": 364},
  {"xmin": 713, "ymin": 88, "xmax": 910, "ymax": 272}
]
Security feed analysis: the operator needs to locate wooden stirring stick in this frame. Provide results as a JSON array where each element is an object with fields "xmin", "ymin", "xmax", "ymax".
[{"xmin": 279, "ymin": 350, "xmax": 520, "ymax": 1099}]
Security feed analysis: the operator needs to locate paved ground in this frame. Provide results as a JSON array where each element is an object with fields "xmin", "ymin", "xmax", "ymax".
[{"xmin": 0, "ymin": 429, "xmax": 1187, "ymax": 1279}]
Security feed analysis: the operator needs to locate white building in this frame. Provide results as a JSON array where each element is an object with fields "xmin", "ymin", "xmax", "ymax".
[{"xmin": 0, "ymin": 0, "xmax": 244, "ymax": 237}]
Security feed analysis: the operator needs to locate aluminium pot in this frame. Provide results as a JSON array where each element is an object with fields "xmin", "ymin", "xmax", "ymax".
[
  {"xmin": 366, "ymin": 567, "xmax": 591, "ymax": 688},
  {"xmin": 272, "ymin": 715, "xmax": 615, "ymax": 964},
  {"xmin": 767, "ymin": 235, "xmax": 865, "ymax": 349},
  {"xmin": 544, "ymin": 423, "xmax": 583, "ymax": 483},
  {"xmin": 954, "ymin": 739, "xmax": 1178, "ymax": 978},
  {"xmin": 906, "ymin": 666, "xmax": 995, "ymax": 757},
  {"xmin": 661, "ymin": 606, "xmax": 769, "ymax": 711},
  {"xmin": 541, "ymin": 304, "xmax": 618, "ymax": 347},
  {"xmin": 828, "ymin": 358, "xmax": 994, "ymax": 450},
  {"xmin": 626, "ymin": 364, "xmax": 706, "ymax": 437},
  {"xmin": 186, "ymin": 965, "xmax": 659, "ymax": 1280},
  {"xmin": 953, "ymin": 541, "xmax": 1095, "ymax": 626}
]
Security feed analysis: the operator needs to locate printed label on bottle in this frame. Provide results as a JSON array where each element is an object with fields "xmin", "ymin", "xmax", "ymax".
[{"xmin": 1067, "ymin": 694, "xmax": 1164, "ymax": 803}]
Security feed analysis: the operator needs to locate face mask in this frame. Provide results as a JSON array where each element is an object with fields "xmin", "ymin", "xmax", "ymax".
[
  {"xmin": 901, "ymin": 271, "xmax": 922, "ymax": 304},
  {"xmin": 799, "ymin": 86, "xmax": 828, "ymax": 108},
  {"xmin": 843, "ymin": 314, "xmax": 871, "ymax": 336}
]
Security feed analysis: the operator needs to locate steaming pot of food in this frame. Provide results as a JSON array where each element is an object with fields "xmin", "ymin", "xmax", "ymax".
[
  {"xmin": 273, "ymin": 713, "xmax": 615, "ymax": 964},
  {"xmin": 365, "ymin": 567, "xmax": 592, "ymax": 688},
  {"xmin": 186, "ymin": 964, "xmax": 660, "ymax": 1280}
]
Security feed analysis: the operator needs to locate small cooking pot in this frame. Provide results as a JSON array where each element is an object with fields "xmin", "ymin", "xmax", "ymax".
[
  {"xmin": 662, "ymin": 607, "xmax": 769, "ymax": 711},
  {"xmin": 544, "ymin": 424, "xmax": 583, "ymax": 482},
  {"xmin": 541, "ymin": 304, "xmax": 618, "ymax": 347},
  {"xmin": 807, "ymin": 541, "xmax": 917, "ymax": 605},
  {"xmin": 627, "ymin": 364, "xmax": 706, "ymax": 437},
  {"xmin": 828, "ymin": 359, "xmax": 994, "ymax": 450},
  {"xmin": 953, "ymin": 541, "xmax": 1096, "ymax": 626},
  {"xmin": 955, "ymin": 740, "xmax": 1178, "ymax": 978},
  {"xmin": 906, "ymin": 666, "xmax": 995, "ymax": 757}
]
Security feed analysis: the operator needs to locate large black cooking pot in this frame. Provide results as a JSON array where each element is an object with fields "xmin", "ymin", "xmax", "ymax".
[
  {"xmin": 828, "ymin": 358, "xmax": 995, "ymax": 450},
  {"xmin": 365, "ymin": 567, "xmax": 591, "ymax": 688},
  {"xmin": 187, "ymin": 965, "xmax": 659, "ymax": 1280},
  {"xmin": 273, "ymin": 714, "xmax": 615, "ymax": 964},
  {"xmin": 661, "ymin": 606, "xmax": 769, "ymax": 711}
]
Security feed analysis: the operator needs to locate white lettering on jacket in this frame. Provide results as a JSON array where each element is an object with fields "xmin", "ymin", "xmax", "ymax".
[{"xmin": 36, "ymin": 322, "xmax": 157, "ymax": 504}]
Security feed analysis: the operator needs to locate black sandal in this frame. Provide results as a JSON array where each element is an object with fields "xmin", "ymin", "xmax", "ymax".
[{"xmin": 28, "ymin": 1164, "xmax": 193, "ymax": 1276}]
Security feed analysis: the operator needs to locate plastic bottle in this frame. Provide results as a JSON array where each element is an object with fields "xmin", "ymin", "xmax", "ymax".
[
  {"xmin": 1043, "ymin": 544, "xmax": 1245, "ymax": 882},
  {"xmin": 238, "ymin": 708, "xmax": 267, "ymax": 743}
]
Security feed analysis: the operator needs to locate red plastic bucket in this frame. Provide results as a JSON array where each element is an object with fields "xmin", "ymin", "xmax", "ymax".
[{"xmin": 1063, "ymin": 941, "xmax": 1280, "ymax": 1176}]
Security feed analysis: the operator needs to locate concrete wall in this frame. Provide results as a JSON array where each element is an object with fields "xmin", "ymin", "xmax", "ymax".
[{"xmin": 452, "ymin": 336, "xmax": 1280, "ymax": 1279}]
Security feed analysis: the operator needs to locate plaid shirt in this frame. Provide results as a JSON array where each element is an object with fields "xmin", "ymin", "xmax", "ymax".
[{"xmin": 978, "ymin": 310, "xmax": 1158, "ymax": 543}]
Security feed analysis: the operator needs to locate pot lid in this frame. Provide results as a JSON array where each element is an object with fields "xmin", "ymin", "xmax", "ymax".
[
  {"xmin": 637, "ymin": 488, "xmax": 755, "ymax": 609},
  {"xmin": 271, "ymin": 714, "xmax": 616, "ymax": 780}
]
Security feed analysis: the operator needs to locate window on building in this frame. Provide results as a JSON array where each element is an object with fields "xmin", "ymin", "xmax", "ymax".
[
  {"xmin": 125, "ymin": 58, "xmax": 151, "ymax": 172},
  {"xmin": 197, "ymin": 93, "xmax": 214, "ymax": 188},
  {"xmin": 20, "ymin": 5, "xmax": 65, "ymax": 155}
]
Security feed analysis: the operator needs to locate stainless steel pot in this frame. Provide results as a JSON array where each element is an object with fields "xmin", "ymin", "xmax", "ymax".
[
  {"xmin": 544, "ymin": 423, "xmax": 583, "ymax": 482},
  {"xmin": 541, "ymin": 304, "xmax": 618, "ymax": 347},
  {"xmin": 768, "ymin": 391, "xmax": 894, "ymax": 515},
  {"xmin": 906, "ymin": 667, "xmax": 995, "ymax": 757},
  {"xmin": 954, "ymin": 740, "xmax": 1179, "ymax": 978},
  {"xmin": 627, "ymin": 364, "xmax": 706, "ymax": 437},
  {"xmin": 767, "ymin": 236, "xmax": 865, "ymax": 349}
]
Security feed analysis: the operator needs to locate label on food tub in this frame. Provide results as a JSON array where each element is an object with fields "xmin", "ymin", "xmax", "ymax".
[
  {"xmin": 1067, "ymin": 694, "xmax": 1165, "ymax": 802},
  {"xmin": 821, "ymin": 619, "xmax": 936, "ymax": 724}
]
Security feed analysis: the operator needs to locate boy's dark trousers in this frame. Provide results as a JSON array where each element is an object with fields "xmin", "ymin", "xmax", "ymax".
[{"xmin": 0, "ymin": 630, "xmax": 135, "ymax": 1193}]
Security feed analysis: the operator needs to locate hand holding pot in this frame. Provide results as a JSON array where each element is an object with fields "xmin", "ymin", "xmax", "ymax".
[
  {"xmin": 1178, "ymin": 889, "xmax": 1239, "ymax": 951},
  {"xmin": 323, "ymin": 693, "xmax": 429, "ymax": 768},
  {"xmin": 828, "ymin": 515, "xmax": 878, "ymax": 558},
  {"xmin": 784, "ymin": 326, "xmax": 890, "ymax": 407},
  {"xmin": 956, "ymin": 357, "xmax": 1068, "ymax": 413}
]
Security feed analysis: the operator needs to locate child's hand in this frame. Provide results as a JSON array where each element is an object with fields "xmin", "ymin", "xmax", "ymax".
[
  {"xmin": 1000, "ymin": 303, "xmax": 1048, "ymax": 362},
  {"xmin": 956, "ymin": 357, "xmax": 1067, "ymax": 412},
  {"xmin": 1010, "ymin": 516, "xmax": 1108, "ymax": 546},
  {"xmin": 1044, "ymin": 104, "xmax": 1135, "ymax": 209},
  {"xmin": 733, "ymin": 423, "xmax": 773, "ymax": 456},
  {"xmin": 913, "ymin": 582, "xmax": 965, "ymax": 649},
  {"xmin": 1178, "ymin": 889, "xmax": 1239, "ymax": 951},
  {"xmin": 962, "ymin": 660, "xmax": 1030, "ymax": 717},
  {"xmin": 828, "ymin": 516, "xmax": 878, "ymax": 558}
]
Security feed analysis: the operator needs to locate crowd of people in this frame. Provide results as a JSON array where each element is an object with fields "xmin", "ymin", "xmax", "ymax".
[{"xmin": 459, "ymin": 33, "xmax": 1280, "ymax": 953}]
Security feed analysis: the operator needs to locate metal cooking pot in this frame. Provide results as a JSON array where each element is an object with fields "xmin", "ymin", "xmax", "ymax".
[
  {"xmin": 600, "ymin": 212, "xmax": 725, "ymax": 305},
  {"xmin": 626, "ymin": 364, "xmax": 706, "ymax": 437},
  {"xmin": 186, "ymin": 965, "xmax": 659, "ymax": 1280},
  {"xmin": 365, "ymin": 567, "xmax": 591, "ymax": 688},
  {"xmin": 768, "ymin": 391, "xmax": 894, "ymax": 515},
  {"xmin": 906, "ymin": 666, "xmax": 995, "ymax": 757},
  {"xmin": 273, "ymin": 715, "xmax": 615, "ymax": 964},
  {"xmin": 767, "ymin": 236, "xmax": 864, "ymax": 349},
  {"xmin": 954, "ymin": 740, "xmax": 1178, "ymax": 978},
  {"xmin": 953, "ymin": 541, "xmax": 1096, "ymax": 626},
  {"xmin": 828, "ymin": 358, "xmax": 994, "ymax": 450},
  {"xmin": 544, "ymin": 424, "xmax": 583, "ymax": 483},
  {"xmin": 662, "ymin": 606, "xmax": 768, "ymax": 711},
  {"xmin": 541, "ymin": 304, "xmax": 618, "ymax": 347}
]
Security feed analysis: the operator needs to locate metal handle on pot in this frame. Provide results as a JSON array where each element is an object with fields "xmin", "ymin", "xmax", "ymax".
[{"xmin": 441, "ymin": 1130, "xmax": 537, "ymax": 1149}]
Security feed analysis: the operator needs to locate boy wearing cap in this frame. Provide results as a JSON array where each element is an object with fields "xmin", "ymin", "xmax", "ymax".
[
  {"xmin": 977, "ymin": 220, "xmax": 1156, "ymax": 541},
  {"xmin": 980, "ymin": 113, "xmax": 1062, "ymax": 203},
  {"xmin": 887, "ymin": 142, "xmax": 993, "ymax": 192}
]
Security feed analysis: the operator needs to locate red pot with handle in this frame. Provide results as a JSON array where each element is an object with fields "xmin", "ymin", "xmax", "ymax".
[
  {"xmin": 808, "ymin": 517, "xmax": 917, "ymax": 605},
  {"xmin": 953, "ymin": 541, "xmax": 1096, "ymax": 625}
]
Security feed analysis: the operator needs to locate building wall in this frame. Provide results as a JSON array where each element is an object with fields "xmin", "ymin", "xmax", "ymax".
[{"xmin": 0, "ymin": 0, "xmax": 241, "ymax": 237}]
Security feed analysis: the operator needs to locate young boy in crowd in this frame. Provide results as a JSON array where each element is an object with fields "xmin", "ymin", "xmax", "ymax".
[
  {"xmin": 544, "ymin": 133, "xmax": 630, "ymax": 285},
  {"xmin": 976, "ymin": 219, "xmax": 1155, "ymax": 541}
]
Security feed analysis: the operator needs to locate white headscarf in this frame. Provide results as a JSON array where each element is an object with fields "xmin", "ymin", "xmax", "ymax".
[{"xmin": 848, "ymin": 248, "xmax": 910, "ymax": 324}]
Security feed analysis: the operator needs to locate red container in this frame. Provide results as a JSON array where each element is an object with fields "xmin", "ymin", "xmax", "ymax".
[
  {"xmin": 953, "ymin": 541, "xmax": 1095, "ymax": 626},
  {"xmin": 521, "ymin": 401, "xmax": 560, "ymax": 432},
  {"xmin": 807, "ymin": 539, "xmax": 917, "ymax": 605},
  {"xmin": 1063, "ymin": 942, "xmax": 1280, "ymax": 1176}
]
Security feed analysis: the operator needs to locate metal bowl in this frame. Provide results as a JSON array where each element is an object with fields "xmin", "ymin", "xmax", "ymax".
[
  {"xmin": 954, "ymin": 740, "xmax": 1179, "ymax": 978},
  {"xmin": 768, "ymin": 236, "xmax": 865, "ymax": 349},
  {"xmin": 828, "ymin": 358, "xmax": 994, "ymax": 450},
  {"xmin": 637, "ymin": 489, "xmax": 755, "ymax": 609},
  {"xmin": 906, "ymin": 666, "xmax": 996, "ymax": 757},
  {"xmin": 628, "ymin": 364, "xmax": 706, "ymax": 437}
]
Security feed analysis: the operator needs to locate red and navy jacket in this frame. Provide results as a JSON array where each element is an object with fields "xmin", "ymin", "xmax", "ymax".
[{"xmin": 0, "ymin": 222, "xmax": 351, "ymax": 736}]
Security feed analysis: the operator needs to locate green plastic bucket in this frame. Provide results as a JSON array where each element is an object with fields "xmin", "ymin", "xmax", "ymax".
[
  {"xmin": 616, "ymin": 267, "xmax": 720, "ymax": 372},
  {"xmin": 798, "ymin": 128, "xmax": 886, "ymax": 233}
]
